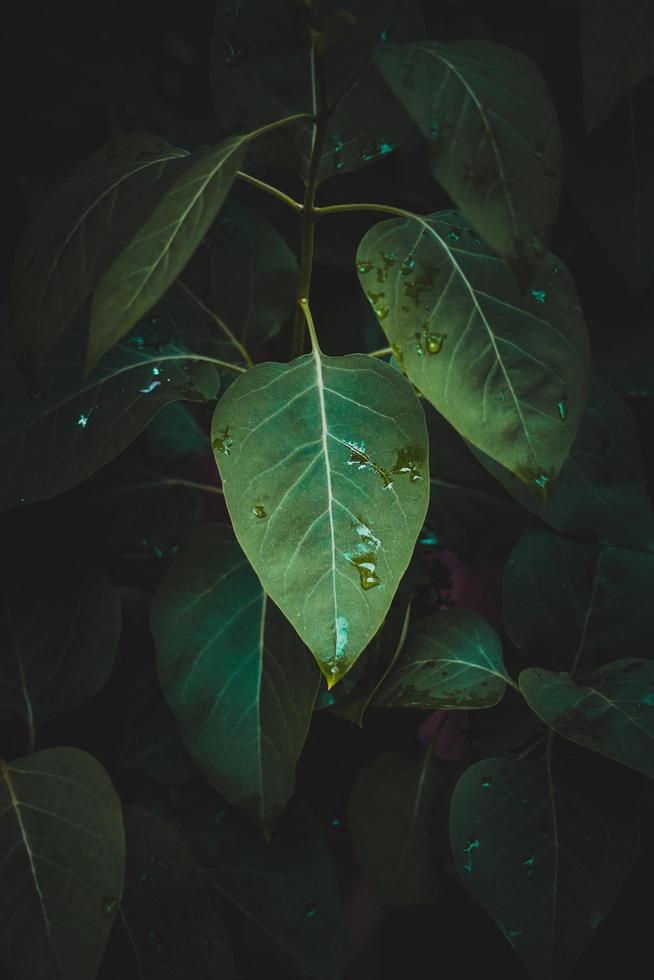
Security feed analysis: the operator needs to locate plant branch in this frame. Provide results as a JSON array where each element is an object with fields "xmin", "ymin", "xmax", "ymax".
[
  {"xmin": 236, "ymin": 171, "xmax": 304, "ymax": 213},
  {"xmin": 175, "ymin": 279, "xmax": 253, "ymax": 367}
]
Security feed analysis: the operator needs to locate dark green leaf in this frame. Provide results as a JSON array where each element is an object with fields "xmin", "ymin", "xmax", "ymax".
[
  {"xmin": 471, "ymin": 372, "xmax": 654, "ymax": 552},
  {"xmin": 520, "ymin": 660, "xmax": 654, "ymax": 778},
  {"xmin": 503, "ymin": 527, "xmax": 654, "ymax": 674},
  {"xmin": 0, "ymin": 566, "xmax": 121, "ymax": 741},
  {"xmin": 120, "ymin": 703, "xmax": 196, "ymax": 786},
  {"xmin": 10, "ymin": 135, "xmax": 189, "ymax": 364},
  {"xmin": 0, "ymin": 308, "xmax": 220, "ymax": 512},
  {"xmin": 348, "ymin": 747, "xmax": 443, "ymax": 909},
  {"xmin": 373, "ymin": 608, "xmax": 510, "ymax": 709},
  {"xmin": 174, "ymin": 793, "xmax": 346, "ymax": 980},
  {"xmin": 357, "ymin": 210, "xmax": 590, "ymax": 485},
  {"xmin": 374, "ymin": 40, "xmax": 562, "ymax": 284},
  {"xmin": 212, "ymin": 353, "xmax": 429, "ymax": 684},
  {"xmin": 87, "ymin": 135, "xmax": 251, "ymax": 372},
  {"xmin": 0, "ymin": 748, "xmax": 125, "ymax": 980},
  {"xmin": 100, "ymin": 807, "xmax": 234, "ymax": 979},
  {"xmin": 595, "ymin": 330, "xmax": 654, "ymax": 399},
  {"xmin": 152, "ymin": 524, "xmax": 320, "ymax": 834},
  {"xmin": 449, "ymin": 750, "xmax": 639, "ymax": 980},
  {"xmin": 580, "ymin": 0, "xmax": 654, "ymax": 131},
  {"xmin": 211, "ymin": 0, "xmax": 424, "ymax": 182},
  {"xmin": 146, "ymin": 404, "xmax": 208, "ymax": 460}
]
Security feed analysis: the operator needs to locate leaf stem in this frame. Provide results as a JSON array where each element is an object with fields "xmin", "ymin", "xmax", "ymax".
[
  {"xmin": 236, "ymin": 171, "xmax": 304, "ymax": 213},
  {"xmin": 368, "ymin": 346, "xmax": 393, "ymax": 358},
  {"xmin": 175, "ymin": 279, "xmax": 253, "ymax": 367},
  {"xmin": 298, "ymin": 298, "xmax": 320, "ymax": 353},
  {"xmin": 314, "ymin": 202, "xmax": 419, "ymax": 220}
]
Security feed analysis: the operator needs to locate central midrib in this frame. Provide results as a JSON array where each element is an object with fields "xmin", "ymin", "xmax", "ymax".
[{"xmin": 312, "ymin": 347, "xmax": 339, "ymax": 645}]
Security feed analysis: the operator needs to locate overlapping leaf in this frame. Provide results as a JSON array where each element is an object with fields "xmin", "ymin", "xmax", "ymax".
[
  {"xmin": 0, "ymin": 566, "xmax": 121, "ymax": 741},
  {"xmin": 357, "ymin": 210, "xmax": 590, "ymax": 485},
  {"xmin": 10, "ymin": 135, "xmax": 189, "ymax": 364},
  {"xmin": 449, "ymin": 750, "xmax": 639, "ymax": 980},
  {"xmin": 374, "ymin": 40, "xmax": 562, "ymax": 284},
  {"xmin": 152, "ymin": 523, "xmax": 320, "ymax": 834},
  {"xmin": 520, "ymin": 660, "xmax": 654, "ymax": 778},
  {"xmin": 212, "ymin": 351, "xmax": 429, "ymax": 684},
  {"xmin": 373, "ymin": 608, "xmax": 510, "ymax": 709},
  {"xmin": 580, "ymin": 0, "xmax": 654, "ymax": 131},
  {"xmin": 348, "ymin": 747, "xmax": 443, "ymax": 909},
  {"xmin": 0, "ymin": 748, "xmax": 125, "ymax": 980},
  {"xmin": 503, "ymin": 527, "xmax": 654, "ymax": 674}
]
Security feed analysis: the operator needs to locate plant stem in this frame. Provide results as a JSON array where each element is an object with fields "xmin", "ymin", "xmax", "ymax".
[
  {"xmin": 236, "ymin": 171, "xmax": 304, "ymax": 213},
  {"xmin": 315, "ymin": 202, "xmax": 419, "ymax": 220},
  {"xmin": 368, "ymin": 346, "xmax": 393, "ymax": 358},
  {"xmin": 298, "ymin": 297, "xmax": 320, "ymax": 352},
  {"xmin": 176, "ymin": 279, "xmax": 253, "ymax": 367}
]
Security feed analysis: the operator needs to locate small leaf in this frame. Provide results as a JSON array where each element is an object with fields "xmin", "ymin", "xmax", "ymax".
[
  {"xmin": 348, "ymin": 747, "xmax": 443, "ymax": 909},
  {"xmin": 374, "ymin": 40, "xmax": 562, "ymax": 284},
  {"xmin": 151, "ymin": 524, "xmax": 320, "ymax": 834},
  {"xmin": 449, "ymin": 749, "xmax": 639, "ymax": 980},
  {"xmin": 10, "ymin": 135, "xmax": 189, "ymax": 364},
  {"xmin": 373, "ymin": 608, "xmax": 509, "ymax": 709},
  {"xmin": 174, "ymin": 792, "xmax": 346, "ymax": 980},
  {"xmin": 357, "ymin": 210, "xmax": 590, "ymax": 484},
  {"xmin": 580, "ymin": 0, "xmax": 654, "ymax": 131},
  {"xmin": 0, "ymin": 566, "xmax": 121, "ymax": 740},
  {"xmin": 212, "ymin": 353, "xmax": 429, "ymax": 685},
  {"xmin": 87, "ymin": 135, "xmax": 250, "ymax": 372},
  {"xmin": 100, "ymin": 807, "xmax": 233, "ymax": 979},
  {"xmin": 503, "ymin": 527, "xmax": 654, "ymax": 674},
  {"xmin": 520, "ymin": 660, "xmax": 654, "ymax": 778},
  {"xmin": 0, "ymin": 748, "xmax": 125, "ymax": 980}
]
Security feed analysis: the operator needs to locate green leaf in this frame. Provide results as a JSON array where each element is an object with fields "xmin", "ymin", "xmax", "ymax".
[
  {"xmin": 348, "ymin": 747, "xmax": 443, "ymax": 909},
  {"xmin": 0, "ymin": 306, "xmax": 220, "ymax": 512},
  {"xmin": 210, "ymin": 0, "xmax": 424, "ymax": 183},
  {"xmin": 470, "ymin": 372, "xmax": 654, "ymax": 552},
  {"xmin": 595, "ymin": 329, "xmax": 654, "ymax": 399},
  {"xmin": 174, "ymin": 793, "xmax": 346, "ymax": 980},
  {"xmin": 10, "ymin": 135, "xmax": 189, "ymax": 364},
  {"xmin": 503, "ymin": 527, "xmax": 654, "ymax": 675},
  {"xmin": 520, "ymin": 660, "xmax": 654, "ymax": 778},
  {"xmin": 372, "ymin": 608, "xmax": 509, "ymax": 709},
  {"xmin": 580, "ymin": 0, "xmax": 654, "ymax": 131},
  {"xmin": 146, "ymin": 404, "xmax": 209, "ymax": 461},
  {"xmin": 211, "ymin": 352, "xmax": 429, "ymax": 685},
  {"xmin": 0, "ymin": 566, "xmax": 121, "ymax": 742},
  {"xmin": 86, "ymin": 135, "xmax": 251, "ymax": 373},
  {"xmin": 151, "ymin": 523, "xmax": 320, "ymax": 834},
  {"xmin": 100, "ymin": 807, "xmax": 234, "ymax": 979},
  {"xmin": 373, "ymin": 40, "xmax": 562, "ymax": 284},
  {"xmin": 119, "ymin": 703, "xmax": 196, "ymax": 787},
  {"xmin": 0, "ymin": 747, "xmax": 125, "ymax": 980},
  {"xmin": 449, "ymin": 750, "xmax": 639, "ymax": 980},
  {"xmin": 357, "ymin": 210, "xmax": 590, "ymax": 485}
]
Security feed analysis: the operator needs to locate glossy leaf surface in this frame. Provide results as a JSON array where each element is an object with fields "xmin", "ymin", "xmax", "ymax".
[
  {"xmin": 449, "ymin": 751, "xmax": 639, "ymax": 980},
  {"xmin": 520, "ymin": 660, "xmax": 654, "ymax": 778},
  {"xmin": 374, "ymin": 40, "xmax": 562, "ymax": 284},
  {"xmin": 0, "ymin": 748, "xmax": 125, "ymax": 980},
  {"xmin": 357, "ymin": 210, "xmax": 590, "ymax": 485},
  {"xmin": 212, "ymin": 353, "xmax": 429, "ymax": 684},
  {"xmin": 10, "ymin": 135, "xmax": 189, "ymax": 363},
  {"xmin": 152, "ymin": 524, "xmax": 319, "ymax": 833},
  {"xmin": 373, "ymin": 608, "xmax": 509, "ymax": 709}
]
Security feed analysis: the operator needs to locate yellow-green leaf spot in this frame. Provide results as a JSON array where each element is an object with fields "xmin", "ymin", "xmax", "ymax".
[
  {"xmin": 253, "ymin": 504, "xmax": 267, "ymax": 519},
  {"xmin": 213, "ymin": 425, "xmax": 233, "ymax": 455}
]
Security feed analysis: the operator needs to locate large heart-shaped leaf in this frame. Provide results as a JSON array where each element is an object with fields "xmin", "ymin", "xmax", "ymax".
[
  {"xmin": 372, "ymin": 608, "xmax": 510, "ymax": 709},
  {"xmin": 210, "ymin": 0, "xmax": 424, "ymax": 183},
  {"xmin": 100, "ymin": 807, "xmax": 234, "ymax": 979},
  {"xmin": 503, "ymin": 527, "xmax": 654, "ymax": 675},
  {"xmin": 10, "ymin": 135, "xmax": 189, "ymax": 365},
  {"xmin": 449, "ymin": 749, "xmax": 639, "ymax": 980},
  {"xmin": 580, "ymin": 0, "xmax": 654, "ymax": 131},
  {"xmin": 0, "ymin": 565, "xmax": 121, "ymax": 746},
  {"xmin": 0, "ymin": 306, "xmax": 220, "ymax": 512},
  {"xmin": 0, "ymin": 747, "xmax": 125, "ymax": 980},
  {"xmin": 174, "ymin": 792, "xmax": 346, "ymax": 980},
  {"xmin": 520, "ymin": 660, "xmax": 654, "ymax": 778},
  {"xmin": 348, "ymin": 747, "xmax": 443, "ymax": 909},
  {"xmin": 373, "ymin": 40, "xmax": 562, "ymax": 285},
  {"xmin": 86, "ymin": 134, "xmax": 252, "ymax": 372},
  {"xmin": 471, "ymin": 372, "xmax": 654, "ymax": 552},
  {"xmin": 357, "ymin": 211, "xmax": 590, "ymax": 486},
  {"xmin": 151, "ymin": 523, "xmax": 320, "ymax": 834},
  {"xmin": 212, "ymin": 349, "xmax": 429, "ymax": 684}
]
